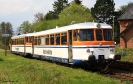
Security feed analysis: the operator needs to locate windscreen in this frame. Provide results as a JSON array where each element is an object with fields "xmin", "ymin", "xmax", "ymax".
[
  {"xmin": 79, "ymin": 29, "xmax": 94, "ymax": 41},
  {"xmin": 96, "ymin": 29, "xmax": 103, "ymax": 41},
  {"xmin": 103, "ymin": 29, "xmax": 113, "ymax": 41}
]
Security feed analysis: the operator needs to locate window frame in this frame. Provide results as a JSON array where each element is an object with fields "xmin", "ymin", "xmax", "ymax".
[{"xmin": 61, "ymin": 32, "xmax": 67, "ymax": 45}]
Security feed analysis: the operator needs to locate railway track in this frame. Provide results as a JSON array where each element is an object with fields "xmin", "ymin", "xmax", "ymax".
[
  {"xmin": 114, "ymin": 73, "xmax": 133, "ymax": 82},
  {"xmin": 100, "ymin": 61, "xmax": 133, "ymax": 83},
  {"xmin": 110, "ymin": 61, "xmax": 133, "ymax": 72},
  {"xmin": 104, "ymin": 69, "xmax": 133, "ymax": 82}
]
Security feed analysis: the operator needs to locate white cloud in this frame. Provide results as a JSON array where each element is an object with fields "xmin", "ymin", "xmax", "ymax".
[
  {"xmin": 82, "ymin": 0, "xmax": 96, "ymax": 9},
  {"xmin": 33, "ymin": 1, "xmax": 54, "ymax": 14},
  {"xmin": 0, "ymin": 0, "xmax": 133, "ymax": 32},
  {"xmin": 0, "ymin": 0, "xmax": 55, "ymax": 31},
  {"xmin": 0, "ymin": 0, "xmax": 30, "ymax": 16},
  {"xmin": 115, "ymin": 3, "xmax": 122, "ymax": 11},
  {"xmin": 20, "ymin": 7, "xmax": 29, "ymax": 12}
]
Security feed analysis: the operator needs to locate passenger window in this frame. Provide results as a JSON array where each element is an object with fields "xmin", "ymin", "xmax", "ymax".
[
  {"xmin": 16, "ymin": 39, "xmax": 18, "ymax": 44},
  {"xmin": 34, "ymin": 37, "xmax": 37, "ymax": 45},
  {"xmin": 20, "ymin": 38, "xmax": 22, "ymax": 44},
  {"xmin": 56, "ymin": 34, "xmax": 60, "ymax": 45},
  {"xmin": 17, "ymin": 39, "xmax": 18, "ymax": 44},
  {"xmin": 61, "ymin": 32, "xmax": 67, "ymax": 45},
  {"xmin": 18, "ymin": 39, "xmax": 20, "ymax": 44},
  {"xmin": 73, "ymin": 30, "xmax": 78, "ymax": 41},
  {"xmin": 14, "ymin": 40, "xmax": 15, "ymax": 45},
  {"xmin": 38, "ymin": 36, "xmax": 41, "ymax": 45},
  {"xmin": 50, "ymin": 34, "xmax": 54, "ymax": 45},
  {"xmin": 12, "ymin": 40, "xmax": 13, "ymax": 45},
  {"xmin": 46, "ymin": 35, "xmax": 49, "ymax": 45},
  {"xmin": 22, "ymin": 38, "xmax": 24, "ymax": 44},
  {"xmin": 26, "ymin": 37, "xmax": 28, "ymax": 42},
  {"xmin": 29, "ymin": 36, "xmax": 32, "ymax": 42},
  {"xmin": 15, "ymin": 39, "xmax": 17, "ymax": 45},
  {"xmin": 41, "ymin": 36, "xmax": 45, "ymax": 45}
]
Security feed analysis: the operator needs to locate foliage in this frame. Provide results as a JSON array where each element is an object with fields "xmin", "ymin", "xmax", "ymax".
[
  {"xmin": 118, "ymin": 2, "xmax": 133, "ymax": 14},
  {"xmin": 91, "ymin": 0, "xmax": 121, "ymax": 43},
  {"xmin": 112, "ymin": 11, "xmax": 121, "ymax": 43},
  {"xmin": 59, "ymin": 2, "xmax": 94, "ymax": 23},
  {"xmin": 0, "ymin": 52, "xmax": 129, "ymax": 84},
  {"xmin": 34, "ymin": 12, "xmax": 45, "ymax": 23},
  {"xmin": 0, "ymin": 22, "xmax": 13, "ymax": 45},
  {"xmin": 45, "ymin": 0, "xmax": 69, "ymax": 20},
  {"xmin": 45, "ymin": 11, "xmax": 58, "ymax": 20},
  {"xmin": 17, "ymin": 21, "xmax": 32, "ymax": 34},
  {"xmin": 32, "ymin": 2, "xmax": 94, "ymax": 32},
  {"xmin": 116, "ymin": 47, "xmax": 133, "ymax": 62},
  {"xmin": 114, "ymin": 2, "xmax": 133, "ymax": 43},
  {"xmin": 91, "ymin": 0, "xmax": 115, "ymax": 25},
  {"xmin": 116, "ymin": 47, "xmax": 133, "ymax": 56},
  {"xmin": 73, "ymin": 0, "xmax": 82, "ymax": 4},
  {"xmin": 31, "ymin": 20, "xmax": 59, "ymax": 32}
]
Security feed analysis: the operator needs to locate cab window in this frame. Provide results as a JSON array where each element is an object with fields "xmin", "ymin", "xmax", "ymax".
[
  {"xmin": 79, "ymin": 29, "xmax": 94, "ymax": 41},
  {"xmin": 96, "ymin": 29, "xmax": 103, "ymax": 41}
]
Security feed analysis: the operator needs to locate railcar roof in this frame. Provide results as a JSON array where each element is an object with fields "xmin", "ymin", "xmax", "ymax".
[
  {"xmin": 11, "ymin": 22, "xmax": 112, "ymax": 39},
  {"xmin": 11, "ymin": 32, "xmax": 35, "ymax": 39},
  {"xmin": 34, "ymin": 22, "xmax": 112, "ymax": 36}
]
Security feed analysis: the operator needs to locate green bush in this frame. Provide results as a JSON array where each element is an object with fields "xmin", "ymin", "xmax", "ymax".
[{"xmin": 116, "ymin": 47, "xmax": 133, "ymax": 56}]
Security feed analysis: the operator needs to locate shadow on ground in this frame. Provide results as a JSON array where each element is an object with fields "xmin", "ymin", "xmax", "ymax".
[{"xmin": 0, "ymin": 58, "xmax": 4, "ymax": 61}]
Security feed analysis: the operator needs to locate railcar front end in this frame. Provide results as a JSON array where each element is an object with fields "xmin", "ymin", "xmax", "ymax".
[
  {"xmin": 72, "ymin": 26, "xmax": 121, "ymax": 65},
  {"xmin": 81, "ymin": 44, "xmax": 121, "ymax": 65}
]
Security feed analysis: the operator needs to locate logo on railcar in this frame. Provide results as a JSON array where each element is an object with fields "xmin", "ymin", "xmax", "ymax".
[
  {"xmin": 15, "ymin": 48, "xmax": 19, "ymax": 51},
  {"xmin": 99, "ymin": 49, "xmax": 104, "ymax": 51},
  {"xmin": 43, "ymin": 49, "xmax": 52, "ymax": 55}
]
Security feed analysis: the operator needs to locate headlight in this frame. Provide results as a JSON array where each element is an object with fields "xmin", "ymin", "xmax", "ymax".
[
  {"xmin": 87, "ymin": 49, "xmax": 94, "ymax": 55},
  {"xmin": 110, "ymin": 48, "xmax": 114, "ymax": 52},
  {"xmin": 86, "ymin": 49, "xmax": 90, "ymax": 53}
]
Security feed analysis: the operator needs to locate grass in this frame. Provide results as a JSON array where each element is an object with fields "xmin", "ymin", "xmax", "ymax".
[
  {"xmin": 0, "ymin": 51, "xmax": 132, "ymax": 84},
  {"xmin": 121, "ymin": 55, "xmax": 133, "ymax": 62},
  {"xmin": 116, "ymin": 48, "xmax": 133, "ymax": 62}
]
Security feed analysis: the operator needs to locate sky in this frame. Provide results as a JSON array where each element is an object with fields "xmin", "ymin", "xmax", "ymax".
[{"xmin": 0, "ymin": 0, "xmax": 133, "ymax": 33}]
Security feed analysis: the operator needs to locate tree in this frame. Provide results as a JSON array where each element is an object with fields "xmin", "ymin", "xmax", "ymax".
[
  {"xmin": 17, "ymin": 21, "xmax": 31, "ymax": 34},
  {"xmin": 0, "ymin": 22, "xmax": 6, "ymax": 44},
  {"xmin": 91, "ymin": 0, "xmax": 115, "ymax": 25},
  {"xmin": 45, "ymin": 0, "xmax": 69, "ymax": 20},
  {"xmin": 74, "ymin": 0, "xmax": 82, "ymax": 4},
  {"xmin": 34, "ymin": 12, "xmax": 45, "ymax": 23},
  {"xmin": 59, "ymin": 2, "xmax": 94, "ymax": 24},
  {"xmin": 32, "ymin": 2, "xmax": 94, "ymax": 32},
  {"xmin": 114, "ymin": 2, "xmax": 133, "ymax": 43},
  {"xmin": 6, "ymin": 22, "xmax": 13, "ymax": 36},
  {"xmin": 45, "ymin": 11, "xmax": 57, "ymax": 20},
  {"xmin": 0, "ymin": 22, "xmax": 13, "ymax": 45},
  {"xmin": 118, "ymin": 2, "xmax": 133, "ymax": 14}
]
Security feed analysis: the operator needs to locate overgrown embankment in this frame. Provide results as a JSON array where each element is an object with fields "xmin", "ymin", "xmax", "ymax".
[
  {"xmin": 0, "ymin": 52, "xmax": 129, "ymax": 84},
  {"xmin": 116, "ymin": 47, "xmax": 133, "ymax": 62}
]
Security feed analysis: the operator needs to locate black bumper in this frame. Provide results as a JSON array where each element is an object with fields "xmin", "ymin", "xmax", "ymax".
[{"xmin": 114, "ymin": 54, "xmax": 121, "ymax": 60}]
